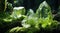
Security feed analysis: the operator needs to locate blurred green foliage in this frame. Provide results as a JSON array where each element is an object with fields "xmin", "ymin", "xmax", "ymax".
[
  {"xmin": 4, "ymin": 1, "xmax": 59, "ymax": 33},
  {"xmin": 0, "ymin": 0, "xmax": 60, "ymax": 33}
]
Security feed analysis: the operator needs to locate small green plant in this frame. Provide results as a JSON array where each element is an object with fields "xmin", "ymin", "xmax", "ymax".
[{"xmin": 0, "ymin": 1, "xmax": 59, "ymax": 33}]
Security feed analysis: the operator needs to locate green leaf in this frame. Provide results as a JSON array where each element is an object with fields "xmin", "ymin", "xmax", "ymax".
[
  {"xmin": 27, "ymin": 9, "xmax": 34, "ymax": 17},
  {"xmin": 4, "ymin": 0, "xmax": 7, "ymax": 11},
  {"xmin": 11, "ymin": 7, "xmax": 25, "ymax": 19},
  {"xmin": 6, "ymin": 27, "xmax": 27, "ymax": 33},
  {"xmin": 36, "ymin": 1, "xmax": 51, "ymax": 18}
]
